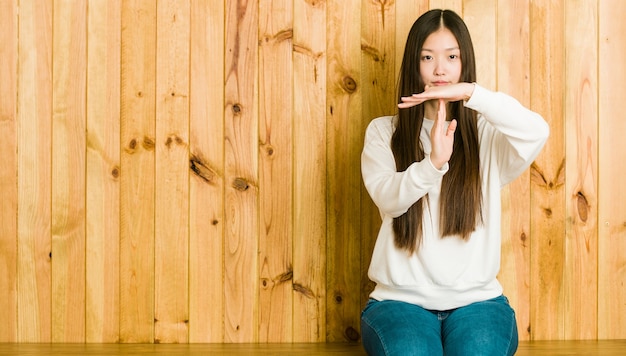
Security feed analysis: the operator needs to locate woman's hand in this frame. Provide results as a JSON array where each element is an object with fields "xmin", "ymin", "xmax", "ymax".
[
  {"xmin": 397, "ymin": 82, "xmax": 475, "ymax": 109},
  {"xmin": 429, "ymin": 99, "xmax": 457, "ymax": 169}
]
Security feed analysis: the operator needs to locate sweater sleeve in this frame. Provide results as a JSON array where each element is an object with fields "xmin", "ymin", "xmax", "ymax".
[
  {"xmin": 465, "ymin": 84, "xmax": 550, "ymax": 186},
  {"xmin": 361, "ymin": 117, "xmax": 447, "ymax": 218}
]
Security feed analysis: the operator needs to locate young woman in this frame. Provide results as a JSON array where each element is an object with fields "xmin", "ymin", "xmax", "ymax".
[{"xmin": 360, "ymin": 9, "xmax": 549, "ymax": 356}]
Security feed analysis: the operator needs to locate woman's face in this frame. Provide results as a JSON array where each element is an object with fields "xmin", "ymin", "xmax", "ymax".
[{"xmin": 419, "ymin": 28, "xmax": 462, "ymax": 88}]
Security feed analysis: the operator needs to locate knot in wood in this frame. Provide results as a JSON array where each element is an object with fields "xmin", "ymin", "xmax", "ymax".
[
  {"xmin": 232, "ymin": 103, "xmax": 242, "ymax": 114},
  {"xmin": 142, "ymin": 136, "xmax": 155, "ymax": 150},
  {"xmin": 293, "ymin": 283, "xmax": 315, "ymax": 299},
  {"xmin": 232, "ymin": 177, "xmax": 249, "ymax": 191},
  {"xmin": 345, "ymin": 326, "xmax": 360, "ymax": 342},
  {"xmin": 543, "ymin": 207, "xmax": 553, "ymax": 218},
  {"xmin": 576, "ymin": 191, "xmax": 589, "ymax": 222},
  {"xmin": 342, "ymin": 76, "xmax": 357, "ymax": 93},
  {"xmin": 190, "ymin": 154, "xmax": 216, "ymax": 184},
  {"xmin": 165, "ymin": 135, "xmax": 184, "ymax": 148}
]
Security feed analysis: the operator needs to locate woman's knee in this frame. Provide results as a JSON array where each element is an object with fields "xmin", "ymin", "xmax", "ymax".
[
  {"xmin": 442, "ymin": 295, "xmax": 518, "ymax": 356},
  {"xmin": 360, "ymin": 299, "xmax": 443, "ymax": 356}
]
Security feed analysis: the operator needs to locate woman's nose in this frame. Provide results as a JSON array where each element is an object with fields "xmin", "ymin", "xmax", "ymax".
[{"xmin": 434, "ymin": 60, "xmax": 445, "ymax": 75}]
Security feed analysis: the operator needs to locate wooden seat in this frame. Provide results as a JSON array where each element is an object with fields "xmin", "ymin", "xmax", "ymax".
[{"xmin": 1, "ymin": 340, "xmax": 625, "ymax": 355}]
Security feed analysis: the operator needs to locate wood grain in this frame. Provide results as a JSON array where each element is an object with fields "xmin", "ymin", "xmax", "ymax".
[
  {"xmin": 224, "ymin": 0, "xmax": 259, "ymax": 343},
  {"xmin": 258, "ymin": 0, "xmax": 294, "ymax": 343},
  {"xmin": 564, "ymin": 0, "xmax": 598, "ymax": 340},
  {"xmin": 360, "ymin": 0, "xmax": 395, "ymax": 315},
  {"xmin": 51, "ymin": 0, "xmax": 87, "ymax": 342},
  {"xmin": 395, "ymin": 0, "xmax": 428, "ymax": 79},
  {"xmin": 119, "ymin": 0, "xmax": 156, "ymax": 343},
  {"xmin": 464, "ymin": 0, "xmax": 496, "ymax": 89},
  {"xmin": 529, "ymin": 0, "xmax": 566, "ymax": 340},
  {"xmin": 17, "ymin": 0, "xmax": 53, "ymax": 343},
  {"xmin": 0, "ymin": 0, "xmax": 18, "ymax": 342},
  {"xmin": 3, "ymin": 0, "xmax": 626, "ymax": 344},
  {"xmin": 189, "ymin": 0, "xmax": 225, "ymax": 343},
  {"xmin": 428, "ymin": 0, "xmax": 463, "ymax": 13},
  {"xmin": 326, "ymin": 0, "xmax": 362, "ymax": 343},
  {"xmin": 154, "ymin": 0, "xmax": 190, "ymax": 344},
  {"xmin": 85, "ymin": 0, "xmax": 121, "ymax": 343},
  {"xmin": 293, "ymin": 0, "xmax": 327, "ymax": 342},
  {"xmin": 598, "ymin": 0, "xmax": 626, "ymax": 340},
  {"xmin": 2, "ymin": 340, "xmax": 626, "ymax": 355},
  {"xmin": 496, "ymin": 0, "xmax": 532, "ymax": 341}
]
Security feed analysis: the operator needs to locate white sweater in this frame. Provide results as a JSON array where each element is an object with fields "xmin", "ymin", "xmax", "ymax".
[{"xmin": 361, "ymin": 84, "xmax": 549, "ymax": 310}]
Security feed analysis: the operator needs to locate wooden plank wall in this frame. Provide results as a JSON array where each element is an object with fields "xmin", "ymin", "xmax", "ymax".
[{"xmin": 0, "ymin": 0, "xmax": 624, "ymax": 343}]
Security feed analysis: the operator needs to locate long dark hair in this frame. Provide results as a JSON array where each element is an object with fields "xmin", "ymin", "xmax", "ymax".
[{"xmin": 392, "ymin": 9, "xmax": 482, "ymax": 254}]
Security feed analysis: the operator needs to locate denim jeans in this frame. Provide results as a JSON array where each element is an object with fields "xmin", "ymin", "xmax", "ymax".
[{"xmin": 360, "ymin": 295, "xmax": 518, "ymax": 356}]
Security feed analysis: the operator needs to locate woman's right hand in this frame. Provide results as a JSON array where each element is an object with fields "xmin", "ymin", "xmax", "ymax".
[{"xmin": 429, "ymin": 98, "xmax": 456, "ymax": 170}]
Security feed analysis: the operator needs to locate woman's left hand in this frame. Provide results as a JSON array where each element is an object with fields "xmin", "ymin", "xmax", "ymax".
[{"xmin": 398, "ymin": 82, "xmax": 475, "ymax": 109}]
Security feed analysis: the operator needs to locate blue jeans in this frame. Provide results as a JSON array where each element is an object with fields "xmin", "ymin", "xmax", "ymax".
[{"xmin": 360, "ymin": 295, "xmax": 518, "ymax": 356}]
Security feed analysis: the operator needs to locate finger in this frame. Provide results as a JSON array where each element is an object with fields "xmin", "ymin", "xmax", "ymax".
[
  {"xmin": 431, "ymin": 99, "xmax": 446, "ymax": 132},
  {"xmin": 401, "ymin": 95, "xmax": 429, "ymax": 103},
  {"xmin": 447, "ymin": 119, "xmax": 457, "ymax": 137},
  {"xmin": 411, "ymin": 91, "xmax": 444, "ymax": 101},
  {"xmin": 397, "ymin": 101, "xmax": 419, "ymax": 109},
  {"xmin": 398, "ymin": 96, "xmax": 426, "ymax": 109},
  {"xmin": 437, "ymin": 98, "xmax": 446, "ymax": 122}
]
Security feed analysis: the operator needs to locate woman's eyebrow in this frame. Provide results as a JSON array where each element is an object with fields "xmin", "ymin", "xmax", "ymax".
[{"xmin": 421, "ymin": 47, "xmax": 460, "ymax": 52}]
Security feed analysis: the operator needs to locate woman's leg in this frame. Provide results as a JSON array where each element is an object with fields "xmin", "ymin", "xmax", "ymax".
[
  {"xmin": 360, "ymin": 299, "xmax": 443, "ymax": 356},
  {"xmin": 441, "ymin": 295, "xmax": 518, "ymax": 356}
]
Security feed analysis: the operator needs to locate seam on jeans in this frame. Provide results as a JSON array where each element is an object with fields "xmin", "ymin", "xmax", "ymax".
[
  {"xmin": 362, "ymin": 315, "xmax": 391, "ymax": 356},
  {"xmin": 505, "ymin": 308, "xmax": 516, "ymax": 356}
]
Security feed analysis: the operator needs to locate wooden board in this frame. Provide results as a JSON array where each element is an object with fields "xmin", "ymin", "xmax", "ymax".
[
  {"xmin": 188, "ymin": 0, "xmax": 225, "ymax": 343},
  {"xmin": 119, "ymin": 0, "xmax": 157, "ymax": 343},
  {"xmin": 154, "ymin": 0, "xmax": 190, "ymax": 344},
  {"xmin": 2, "ymin": 340, "xmax": 626, "ymax": 355},
  {"xmin": 529, "ymin": 0, "xmax": 566, "ymax": 340},
  {"xmin": 395, "ymin": 0, "xmax": 428, "ymax": 80},
  {"xmin": 359, "ymin": 0, "xmax": 396, "ymax": 314},
  {"xmin": 50, "ymin": 0, "xmax": 87, "ymax": 343},
  {"xmin": 0, "ymin": 0, "xmax": 18, "ymax": 342},
  {"xmin": 463, "ymin": 0, "xmax": 496, "ymax": 89},
  {"xmin": 326, "ymin": 0, "xmax": 362, "ymax": 343},
  {"xmin": 292, "ymin": 0, "xmax": 327, "ymax": 342},
  {"xmin": 428, "ymin": 0, "xmax": 463, "ymax": 13},
  {"xmin": 496, "ymin": 0, "xmax": 532, "ymax": 341},
  {"xmin": 223, "ymin": 0, "xmax": 259, "ymax": 343},
  {"xmin": 598, "ymin": 0, "xmax": 626, "ymax": 340},
  {"xmin": 258, "ymin": 0, "xmax": 294, "ymax": 343},
  {"xmin": 16, "ymin": 0, "xmax": 53, "ymax": 343},
  {"xmin": 85, "ymin": 0, "xmax": 121, "ymax": 343},
  {"xmin": 563, "ymin": 0, "xmax": 598, "ymax": 340}
]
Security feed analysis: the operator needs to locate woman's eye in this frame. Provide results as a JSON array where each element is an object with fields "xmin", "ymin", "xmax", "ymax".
[
  {"xmin": 449, "ymin": 54, "xmax": 459, "ymax": 60},
  {"xmin": 421, "ymin": 55, "xmax": 432, "ymax": 61}
]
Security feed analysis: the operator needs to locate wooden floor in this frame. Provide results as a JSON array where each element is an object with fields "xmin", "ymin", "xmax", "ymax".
[{"xmin": 1, "ymin": 340, "xmax": 625, "ymax": 355}]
